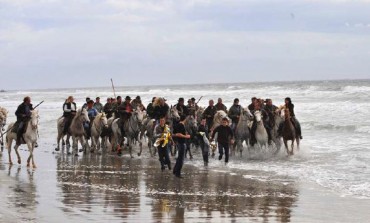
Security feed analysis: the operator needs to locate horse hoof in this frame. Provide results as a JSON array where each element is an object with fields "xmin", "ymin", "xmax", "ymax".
[
  {"xmin": 18, "ymin": 160, "xmax": 21, "ymax": 164},
  {"xmin": 137, "ymin": 153, "xmax": 141, "ymax": 156},
  {"xmin": 67, "ymin": 152, "xmax": 72, "ymax": 155},
  {"xmin": 78, "ymin": 149, "xmax": 83, "ymax": 153},
  {"xmin": 55, "ymin": 148, "xmax": 60, "ymax": 151},
  {"xmin": 74, "ymin": 153, "xmax": 79, "ymax": 157}
]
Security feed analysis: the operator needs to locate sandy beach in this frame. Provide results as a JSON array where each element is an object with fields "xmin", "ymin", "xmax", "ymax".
[{"xmin": 1, "ymin": 144, "xmax": 369, "ymax": 223}]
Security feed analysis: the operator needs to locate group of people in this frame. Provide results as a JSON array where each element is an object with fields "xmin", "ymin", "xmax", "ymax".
[{"xmin": 11, "ymin": 94, "xmax": 302, "ymax": 179}]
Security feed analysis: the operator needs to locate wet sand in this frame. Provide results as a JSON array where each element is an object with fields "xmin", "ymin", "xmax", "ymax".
[{"xmin": 0, "ymin": 145, "xmax": 369, "ymax": 223}]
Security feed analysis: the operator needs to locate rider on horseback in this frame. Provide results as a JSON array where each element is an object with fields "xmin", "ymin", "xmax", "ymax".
[
  {"xmin": 62, "ymin": 96, "xmax": 77, "ymax": 134},
  {"xmin": 84, "ymin": 100, "xmax": 98, "ymax": 139},
  {"xmin": 250, "ymin": 101, "xmax": 272, "ymax": 146},
  {"xmin": 117, "ymin": 96, "xmax": 133, "ymax": 136},
  {"xmin": 277, "ymin": 97, "xmax": 303, "ymax": 139},
  {"xmin": 15, "ymin": 96, "xmax": 34, "ymax": 145},
  {"xmin": 228, "ymin": 98, "xmax": 242, "ymax": 133}
]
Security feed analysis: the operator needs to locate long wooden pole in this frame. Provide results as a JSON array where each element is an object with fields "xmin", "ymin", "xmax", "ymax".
[{"xmin": 111, "ymin": 78, "xmax": 116, "ymax": 98}]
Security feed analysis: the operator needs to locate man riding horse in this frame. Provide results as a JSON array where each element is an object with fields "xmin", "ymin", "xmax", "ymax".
[
  {"xmin": 15, "ymin": 96, "xmax": 34, "ymax": 145},
  {"xmin": 117, "ymin": 96, "xmax": 134, "ymax": 136},
  {"xmin": 277, "ymin": 97, "xmax": 303, "ymax": 139},
  {"xmin": 250, "ymin": 102, "xmax": 272, "ymax": 146}
]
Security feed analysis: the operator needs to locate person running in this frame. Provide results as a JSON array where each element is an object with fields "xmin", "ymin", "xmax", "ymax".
[
  {"xmin": 154, "ymin": 117, "xmax": 173, "ymax": 171},
  {"xmin": 198, "ymin": 117, "xmax": 210, "ymax": 166},
  {"xmin": 173, "ymin": 115, "xmax": 190, "ymax": 178},
  {"xmin": 210, "ymin": 117, "xmax": 234, "ymax": 164}
]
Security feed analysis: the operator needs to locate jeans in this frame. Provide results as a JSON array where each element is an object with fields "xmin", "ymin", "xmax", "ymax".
[
  {"xmin": 173, "ymin": 143, "xmax": 186, "ymax": 177},
  {"xmin": 158, "ymin": 145, "xmax": 171, "ymax": 169},
  {"xmin": 200, "ymin": 141, "xmax": 209, "ymax": 164},
  {"xmin": 218, "ymin": 142, "xmax": 230, "ymax": 163}
]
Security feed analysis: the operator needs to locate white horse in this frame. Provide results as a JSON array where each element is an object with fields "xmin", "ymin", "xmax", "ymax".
[
  {"xmin": 233, "ymin": 108, "xmax": 253, "ymax": 157},
  {"xmin": 209, "ymin": 110, "xmax": 231, "ymax": 156},
  {"xmin": 56, "ymin": 116, "xmax": 71, "ymax": 152},
  {"xmin": 69, "ymin": 108, "xmax": 90, "ymax": 156},
  {"xmin": 254, "ymin": 110, "xmax": 268, "ymax": 150},
  {"xmin": 6, "ymin": 110, "xmax": 39, "ymax": 167},
  {"xmin": 0, "ymin": 107, "xmax": 8, "ymax": 152},
  {"xmin": 111, "ymin": 108, "xmax": 145, "ymax": 158},
  {"xmin": 90, "ymin": 113, "xmax": 108, "ymax": 154}
]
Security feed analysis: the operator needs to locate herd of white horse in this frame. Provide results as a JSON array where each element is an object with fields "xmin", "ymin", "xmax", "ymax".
[{"xmin": 0, "ymin": 104, "xmax": 300, "ymax": 168}]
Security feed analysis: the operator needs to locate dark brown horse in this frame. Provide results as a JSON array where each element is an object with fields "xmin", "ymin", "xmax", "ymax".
[{"xmin": 282, "ymin": 109, "xmax": 300, "ymax": 155}]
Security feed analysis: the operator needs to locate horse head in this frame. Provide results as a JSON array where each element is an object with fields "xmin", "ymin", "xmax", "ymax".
[
  {"xmin": 0, "ymin": 108, "xmax": 8, "ymax": 126},
  {"xmin": 99, "ymin": 113, "xmax": 108, "ymax": 128},
  {"xmin": 30, "ymin": 110, "xmax": 39, "ymax": 130},
  {"xmin": 133, "ymin": 108, "xmax": 145, "ymax": 124},
  {"xmin": 170, "ymin": 106, "xmax": 180, "ymax": 121},
  {"xmin": 255, "ymin": 110, "xmax": 263, "ymax": 123},
  {"xmin": 80, "ymin": 108, "xmax": 90, "ymax": 123}
]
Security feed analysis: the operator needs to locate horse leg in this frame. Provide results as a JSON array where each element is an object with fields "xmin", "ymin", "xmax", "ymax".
[
  {"xmin": 90, "ymin": 136, "xmax": 96, "ymax": 153},
  {"xmin": 296, "ymin": 137, "xmax": 300, "ymax": 151},
  {"xmin": 137, "ymin": 139, "xmax": 142, "ymax": 157},
  {"xmin": 283, "ymin": 139, "xmax": 289, "ymax": 156},
  {"xmin": 7, "ymin": 138, "xmax": 13, "ymax": 165},
  {"xmin": 56, "ymin": 133, "xmax": 62, "ymax": 151},
  {"xmin": 72, "ymin": 137, "xmax": 79, "ymax": 156},
  {"xmin": 97, "ymin": 137, "xmax": 101, "ymax": 155},
  {"xmin": 290, "ymin": 139, "xmax": 295, "ymax": 156},
  {"xmin": 14, "ymin": 143, "xmax": 21, "ymax": 165},
  {"xmin": 129, "ymin": 139, "xmax": 134, "ymax": 158},
  {"xmin": 27, "ymin": 142, "xmax": 36, "ymax": 168}
]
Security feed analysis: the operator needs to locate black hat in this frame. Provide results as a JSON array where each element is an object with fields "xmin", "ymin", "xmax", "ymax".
[
  {"xmin": 125, "ymin": 96, "xmax": 131, "ymax": 100},
  {"xmin": 178, "ymin": 97, "xmax": 184, "ymax": 102}
]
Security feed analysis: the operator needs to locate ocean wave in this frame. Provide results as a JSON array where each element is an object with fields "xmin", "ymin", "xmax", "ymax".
[{"xmin": 342, "ymin": 86, "xmax": 370, "ymax": 94}]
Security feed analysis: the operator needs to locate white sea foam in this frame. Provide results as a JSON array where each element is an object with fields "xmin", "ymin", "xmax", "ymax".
[{"xmin": 1, "ymin": 79, "xmax": 369, "ymax": 199}]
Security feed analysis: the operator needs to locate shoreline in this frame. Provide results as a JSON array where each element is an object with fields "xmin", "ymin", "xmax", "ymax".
[{"xmin": 1, "ymin": 149, "xmax": 369, "ymax": 222}]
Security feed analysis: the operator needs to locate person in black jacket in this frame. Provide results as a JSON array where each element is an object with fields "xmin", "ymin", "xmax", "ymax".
[
  {"xmin": 15, "ymin": 96, "xmax": 34, "ymax": 144},
  {"xmin": 198, "ymin": 118, "xmax": 210, "ymax": 166},
  {"xmin": 153, "ymin": 97, "xmax": 169, "ymax": 124},
  {"xmin": 62, "ymin": 96, "xmax": 77, "ymax": 134},
  {"xmin": 175, "ymin": 98, "xmax": 189, "ymax": 117},
  {"xmin": 210, "ymin": 117, "xmax": 234, "ymax": 164},
  {"xmin": 203, "ymin": 99, "xmax": 217, "ymax": 131}
]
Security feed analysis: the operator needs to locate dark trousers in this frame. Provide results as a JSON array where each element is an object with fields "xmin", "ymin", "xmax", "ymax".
[
  {"xmin": 218, "ymin": 142, "xmax": 230, "ymax": 163},
  {"xmin": 158, "ymin": 145, "xmax": 171, "ymax": 169},
  {"xmin": 63, "ymin": 116, "xmax": 72, "ymax": 134},
  {"xmin": 200, "ymin": 142, "xmax": 209, "ymax": 164},
  {"xmin": 16, "ymin": 121, "xmax": 25, "ymax": 143},
  {"xmin": 173, "ymin": 143, "xmax": 186, "ymax": 177}
]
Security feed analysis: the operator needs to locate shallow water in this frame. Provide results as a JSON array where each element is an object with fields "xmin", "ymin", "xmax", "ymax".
[{"xmin": 1, "ymin": 79, "xmax": 370, "ymax": 222}]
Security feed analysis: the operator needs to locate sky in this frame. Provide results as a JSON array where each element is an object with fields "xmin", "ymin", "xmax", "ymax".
[{"xmin": 1, "ymin": 0, "xmax": 370, "ymax": 90}]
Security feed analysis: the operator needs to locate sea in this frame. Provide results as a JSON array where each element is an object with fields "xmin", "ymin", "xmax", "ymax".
[{"xmin": 0, "ymin": 79, "xmax": 370, "ymax": 222}]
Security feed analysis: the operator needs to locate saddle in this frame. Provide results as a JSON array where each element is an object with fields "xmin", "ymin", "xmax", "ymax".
[{"xmin": 11, "ymin": 121, "xmax": 29, "ymax": 134}]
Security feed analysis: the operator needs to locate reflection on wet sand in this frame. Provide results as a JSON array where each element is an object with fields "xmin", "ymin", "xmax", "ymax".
[
  {"xmin": 0, "ymin": 164, "xmax": 38, "ymax": 222},
  {"xmin": 55, "ymin": 153, "xmax": 299, "ymax": 222}
]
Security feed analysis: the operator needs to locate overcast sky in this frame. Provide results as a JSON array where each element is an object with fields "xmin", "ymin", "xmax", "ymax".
[{"xmin": 1, "ymin": 0, "xmax": 370, "ymax": 90}]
